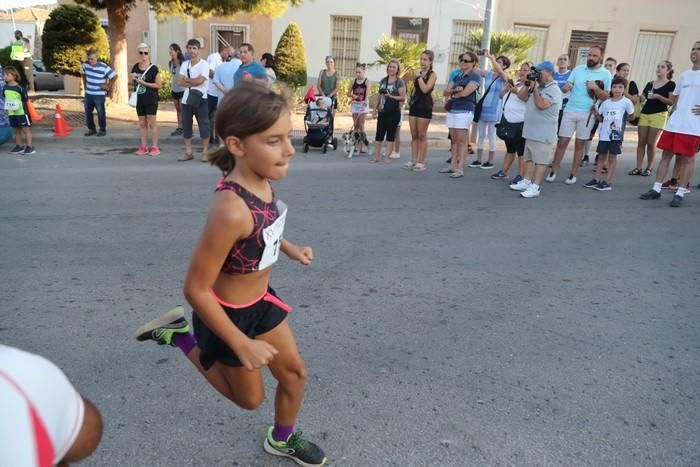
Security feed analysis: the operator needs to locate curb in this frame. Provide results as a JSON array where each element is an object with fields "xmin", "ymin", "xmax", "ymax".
[{"xmin": 30, "ymin": 128, "xmax": 453, "ymax": 150}]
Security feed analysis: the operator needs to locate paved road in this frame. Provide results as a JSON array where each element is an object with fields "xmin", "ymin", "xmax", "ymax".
[{"xmin": 1, "ymin": 143, "xmax": 698, "ymax": 466}]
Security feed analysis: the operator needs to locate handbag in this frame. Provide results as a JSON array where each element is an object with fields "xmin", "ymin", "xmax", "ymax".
[
  {"xmin": 496, "ymin": 116, "xmax": 523, "ymax": 140},
  {"xmin": 186, "ymin": 89, "xmax": 203, "ymax": 107},
  {"xmin": 185, "ymin": 62, "xmax": 203, "ymax": 107},
  {"xmin": 495, "ymin": 91, "xmax": 523, "ymax": 140},
  {"xmin": 473, "ymin": 75, "xmax": 499, "ymax": 123},
  {"xmin": 129, "ymin": 64, "xmax": 154, "ymax": 108}
]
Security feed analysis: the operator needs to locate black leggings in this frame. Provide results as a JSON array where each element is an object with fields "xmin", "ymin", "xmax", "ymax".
[{"xmin": 375, "ymin": 111, "xmax": 401, "ymax": 142}]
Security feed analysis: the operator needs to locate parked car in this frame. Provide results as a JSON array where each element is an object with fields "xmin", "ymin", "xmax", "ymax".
[{"xmin": 32, "ymin": 60, "xmax": 64, "ymax": 91}]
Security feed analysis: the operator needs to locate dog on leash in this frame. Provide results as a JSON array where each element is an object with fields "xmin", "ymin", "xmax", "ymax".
[{"xmin": 343, "ymin": 129, "xmax": 368, "ymax": 158}]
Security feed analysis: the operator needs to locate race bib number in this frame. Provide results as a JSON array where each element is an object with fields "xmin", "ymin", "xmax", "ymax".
[
  {"xmin": 3, "ymin": 101, "xmax": 20, "ymax": 111},
  {"xmin": 258, "ymin": 201, "xmax": 287, "ymax": 271}
]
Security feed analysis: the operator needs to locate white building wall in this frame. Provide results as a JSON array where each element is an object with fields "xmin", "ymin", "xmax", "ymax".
[
  {"xmin": 1, "ymin": 21, "xmax": 37, "ymax": 57},
  {"xmin": 272, "ymin": 0, "xmax": 486, "ymax": 85}
]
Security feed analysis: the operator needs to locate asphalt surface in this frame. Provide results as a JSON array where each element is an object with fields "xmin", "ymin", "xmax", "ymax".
[{"xmin": 1, "ymin": 141, "xmax": 698, "ymax": 467}]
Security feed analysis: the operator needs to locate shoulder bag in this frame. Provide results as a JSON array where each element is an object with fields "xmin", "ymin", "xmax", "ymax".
[
  {"xmin": 129, "ymin": 64, "xmax": 154, "ymax": 108},
  {"xmin": 495, "ymin": 90, "xmax": 523, "ymax": 141},
  {"xmin": 185, "ymin": 62, "xmax": 204, "ymax": 107},
  {"xmin": 473, "ymin": 74, "xmax": 500, "ymax": 123}
]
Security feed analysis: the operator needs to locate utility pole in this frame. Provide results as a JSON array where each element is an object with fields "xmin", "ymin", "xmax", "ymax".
[{"xmin": 480, "ymin": 0, "xmax": 493, "ymax": 68}]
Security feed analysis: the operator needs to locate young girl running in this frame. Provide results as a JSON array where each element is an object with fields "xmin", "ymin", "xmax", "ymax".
[
  {"xmin": 348, "ymin": 63, "xmax": 370, "ymax": 154},
  {"xmin": 135, "ymin": 83, "xmax": 327, "ymax": 467}
]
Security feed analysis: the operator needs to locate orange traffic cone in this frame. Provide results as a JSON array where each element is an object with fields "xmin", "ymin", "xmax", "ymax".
[
  {"xmin": 26, "ymin": 100, "xmax": 43, "ymax": 122},
  {"xmin": 53, "ymin": 104, "xmax": 73, "ymax": 137}
]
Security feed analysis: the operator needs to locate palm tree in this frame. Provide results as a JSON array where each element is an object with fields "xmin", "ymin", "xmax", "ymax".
[
  {"xmin": 468, "ymin": 30, "xmax": 537, "ymax": 71},
  {"xmin": 373, "ymin": 35, "xmax": 426, "ymax": 80}
]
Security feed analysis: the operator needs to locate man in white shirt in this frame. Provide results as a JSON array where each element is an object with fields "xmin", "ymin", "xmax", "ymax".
[
  {"xmin": 640, "ymin": 41, "xmax": 700, "ymax": 207},
  {"xmin": 206, "ymin": 46, "xmax": 233, "ymax": 145},
  {"xmin": 177, "ymin": 38, "xmax": 210, "ymax": 161}
]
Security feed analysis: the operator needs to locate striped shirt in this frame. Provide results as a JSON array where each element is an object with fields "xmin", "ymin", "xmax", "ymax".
[{"xmin": 81, "ymin": 61, "xmax": 117, "ymax": 96}]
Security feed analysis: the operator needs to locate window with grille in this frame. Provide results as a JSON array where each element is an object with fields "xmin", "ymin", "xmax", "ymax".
[
  {"xmin": 210, "ymin": 24, "xmax": 248, "ymax": 54},
  {"xmin": 448, "ymin": 20, "xmax": 481, "ymax": 74},
  {"xmin": 391, "ymin": 17, "xmax": 429, "ymax": 44},
  {"xmin": 330, "ymin": 16, "xmax": 362, "ymax": 78},
  {"xmin": 514, "ymin": 24, "xmax": 549, "ymax": 63},
  {"xmin": 630, "ymin": 31, "xmax": 675, "ymax": 86},
  {"xmin": 567, "ymin": 30, "xmax": 608, "ymax": 66}
]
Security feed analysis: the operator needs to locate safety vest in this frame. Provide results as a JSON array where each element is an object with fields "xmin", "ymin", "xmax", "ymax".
[
  {"xmin": 3, "ymin": 87, "xmax": 25, "ymax": 116},
  {"xmin": 10, "ymin": 40, "xmax": 25, "ymax": 61}
]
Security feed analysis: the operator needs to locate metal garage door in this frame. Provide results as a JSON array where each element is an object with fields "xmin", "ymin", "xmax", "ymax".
[{"xmin": 630, "ymin": 31, "xmax": 675, "ymax": 86}]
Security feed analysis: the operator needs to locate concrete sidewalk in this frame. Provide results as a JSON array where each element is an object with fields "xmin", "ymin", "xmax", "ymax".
[{"xmin": 28, "ymin": 96, "xmax": 640, "ymax": 152}]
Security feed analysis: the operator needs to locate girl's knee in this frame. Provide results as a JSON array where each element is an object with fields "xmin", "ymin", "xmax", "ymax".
[
  {"xmin": 234, "ymin": 389, "xmax": 265, "ymax": 411},
  {"xmin": 278, "ymin": 360, "xmax": 308, "ymax": 389}
]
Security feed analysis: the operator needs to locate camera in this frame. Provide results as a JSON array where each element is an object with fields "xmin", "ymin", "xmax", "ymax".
[
  {"xmin": 526, "ymin": 69, "xmax": 541, "ymax": 82},
  {"xmin": 379, "ymin": 88, "xmax": 388, "ymax": 95}
]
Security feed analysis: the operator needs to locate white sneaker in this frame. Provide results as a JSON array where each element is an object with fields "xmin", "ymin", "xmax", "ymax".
[
  {"xmin": 520, "ymin": 184, "xmax": 540, "ymax": 198},
  {"xmin": 402, "ymin": 161, "xmax": 414, "ymax": 169},
  {"xmin": 564, "ymin": 175, "xmax": 577, "ymax": 185},
  {"xmin": 412, "ymin": 163, "xmax": 426, "ymax": 172},
  {"xmin": 545, "ymin": 172, "xmax": 557, "ymax": 183},
  {"xmin": 438, "ymin": 167, "xmax": 454, "ymax": 174},
  {"xmin": 509, "ymin": 179, "xmax": 531, "ymax": 191},
  {"xmin": 389, "ymin": 152, "xmax": 401, "ymax": 159}
]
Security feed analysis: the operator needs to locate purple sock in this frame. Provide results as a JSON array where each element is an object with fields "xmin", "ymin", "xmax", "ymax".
[
  {"xmin": 172, "ymin": 332, "xmax": 197, "ymax": 356},
  {"xmin": 272, "ymin": 423, "xmax": 294, "ymax": 442}
]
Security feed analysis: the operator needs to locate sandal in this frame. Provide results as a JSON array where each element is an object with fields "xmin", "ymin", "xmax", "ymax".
[
  {"xmin": 628, "ymin": 168, "xmax": 642, "ymax": 175},
  {"xmin": 641, "ymin": 168, "xmax": 652, "ymax": 176},
  {"xmin": 178, "ymin": 153, "xmax": 194, "ymax": 162}
]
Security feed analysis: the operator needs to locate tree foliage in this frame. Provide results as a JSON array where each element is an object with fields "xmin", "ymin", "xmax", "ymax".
[
  {"xmin": 274, "ymin": 22, "xmax": 307, "ymax": 89},
  {"xmin": 468, "ymin": 29, "xmax": 537, "ymax": 71},
  {"xmin": 372, "ymin": 35, "xmax": 426, "ymax": 80},
  {"xmin": 73, "ymin": 0, "xmax": 302, "ymax": 103},
  {"xmin": 42, "ymin": 5, "xmax": 110, "ymax": 77}
]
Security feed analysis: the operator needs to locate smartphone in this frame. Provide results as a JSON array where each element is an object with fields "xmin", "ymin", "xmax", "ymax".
[{"xmin": 476, "ymin": 49, "xmax": 485, "ymax": 56}]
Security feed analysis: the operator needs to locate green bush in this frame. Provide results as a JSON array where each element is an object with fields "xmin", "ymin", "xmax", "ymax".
[
  {"xmin": 274, "ymin": 22, "xmax": 307, "ymax": 89},
  {"xmin": 0, "ymin": 46, "xmax": 12, "ymax": 68},
  {"xmin": 158, "ymin": 66, "xmax": 172, "ymax": 102},
  {"xmin": 42, "ymin": 4, "xmax": 110, "ymax": 77}
]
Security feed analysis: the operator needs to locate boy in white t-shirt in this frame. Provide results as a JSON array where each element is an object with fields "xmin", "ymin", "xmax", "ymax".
[{"xmin": 584, "ymin": 77, "xmax": 634, "ymax": 191}]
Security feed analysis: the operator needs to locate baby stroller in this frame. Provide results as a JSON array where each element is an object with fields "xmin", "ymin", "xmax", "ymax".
[{"xmin": 302, "ymin": 96, "xmax": 338, "ymax": 153}]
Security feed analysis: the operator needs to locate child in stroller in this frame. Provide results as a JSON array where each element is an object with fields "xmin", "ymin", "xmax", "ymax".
[{"xmin": 303, "ymin": 96, "xmax": 338, "ymax": 153}]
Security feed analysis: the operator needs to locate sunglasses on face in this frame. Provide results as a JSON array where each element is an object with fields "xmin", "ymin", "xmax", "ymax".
[
  {"xmin": 460, "ymin": 59, "xmax": 473, "ymax": 63},
  {"xmin": 138, "ymin": 51, "xmax": 149, "ymax": 55}
]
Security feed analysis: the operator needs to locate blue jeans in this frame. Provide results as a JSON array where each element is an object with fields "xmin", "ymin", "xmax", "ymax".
[{"xmin": 84, "ymin": 94, "xmax": 106, "ymax": 131}]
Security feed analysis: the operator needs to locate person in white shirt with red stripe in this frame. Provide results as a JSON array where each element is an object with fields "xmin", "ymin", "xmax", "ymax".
[
  {"xmin": 640, "ymin": 41, "xmax": 700, "ymax": 207},
  {"xmin": 0, "ymin": 345, "xmax": 102, "ymax": 467}
]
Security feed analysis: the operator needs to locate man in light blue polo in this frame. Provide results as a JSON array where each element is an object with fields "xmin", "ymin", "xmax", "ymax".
[
  {"xmin": 232, "ymin": 43, "xmax": 268, "ymax": 88},
  {"xmin": 212, "ymin": 49, "xmax": 242, "ymax": 102},
  {"xmin": 548, "ymin": 45, "xmax": 611, "ymax": 184},
  {"xmin": 81, "ymin": 49, "xmax": 117, "ymax": 137}
]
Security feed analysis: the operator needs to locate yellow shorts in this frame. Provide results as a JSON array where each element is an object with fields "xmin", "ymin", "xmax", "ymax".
[{"xmin": 638, "ymin": 111, "xmax": 668, "ymax": 130}]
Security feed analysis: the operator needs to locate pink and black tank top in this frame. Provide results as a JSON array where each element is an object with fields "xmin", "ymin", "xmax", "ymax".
[{"xmin": 216, "ymin": 179, "xmax": 287, "ymax": 275}]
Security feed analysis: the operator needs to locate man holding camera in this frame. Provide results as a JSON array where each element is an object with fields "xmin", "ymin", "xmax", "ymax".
[
  {"xmin": 509, "ymin": 61, "xmax": 562, "ymax": 198},
  {"xmin": 548, "ymin": 46, "xmax": 612, "ymax": 184}
]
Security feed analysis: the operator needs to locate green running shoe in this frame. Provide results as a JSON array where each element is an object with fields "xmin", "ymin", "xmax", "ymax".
[
  {"xmin": 263, "ymin": 426, "xmax": 327, "ymax": 467},
  {"xmin": 134, "ymin": 306, "xmax": 190, "ymax": 346}
]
